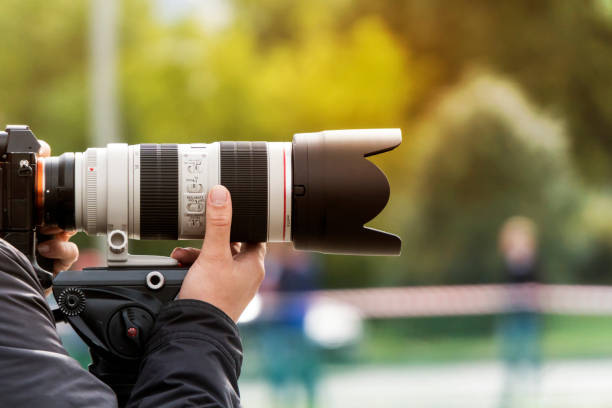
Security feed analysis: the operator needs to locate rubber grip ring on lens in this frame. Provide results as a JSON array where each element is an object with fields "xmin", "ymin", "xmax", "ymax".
[
  {"xmin": 43, "ymin": 153, "xmax": 76, "ymax": 229},
  {"xmin": 140, "ymin": 144, "xmax": 179, "ymax": 239},
  {"xmin": 220, "ymin": 142, "xmax": 268, "ymax": 242}
]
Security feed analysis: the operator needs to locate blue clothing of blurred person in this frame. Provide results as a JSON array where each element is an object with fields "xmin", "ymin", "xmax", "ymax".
[
  {"xmin": 498, "ymin": 216, "xmax": 541, "ymax": 408},
  {"xmin": 259, "ymin": 244, "xmax": 321, "ymax": 408}
]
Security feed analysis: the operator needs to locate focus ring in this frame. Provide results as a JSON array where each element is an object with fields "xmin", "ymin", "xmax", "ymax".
[
  {"xmin": 140, "ymin": 144, "xmax": 179, "ymax": 239},
  {"xmin": 85, "ymin": 150, "xmax": 97, "ymax": 233},
  {"xmin": 220, "ymin": 142, "xmax": 268, "ymax": 242}
]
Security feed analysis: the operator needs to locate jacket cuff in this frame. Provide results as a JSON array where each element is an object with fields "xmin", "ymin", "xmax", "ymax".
[{"xmin": 145, "ymin": 299, "xmax": 243, "ymax": 376}]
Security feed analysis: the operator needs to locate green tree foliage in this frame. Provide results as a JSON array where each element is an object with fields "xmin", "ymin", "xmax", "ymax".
[
  {"xmin": 120, "ymin": 0, "xmax": 415, "ymax": 145},
  {"xmin": 406, "ymin": 74, "xmax": 579, "ymax": 284},
  {"xmin": 1, "ymin": 0, "xmax": 612, "ymax": 286},
  {"xmin": 355, "ymin": 0, "xmax": 612, "ymax": 182},
  {"xmin": 0, "ymin": 0, "xmax": 88, "ymax": 153}
]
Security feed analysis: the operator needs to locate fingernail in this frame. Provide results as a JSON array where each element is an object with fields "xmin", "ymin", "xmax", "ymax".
[
  {"xmin": 170, "ymin": 248, "xmax": 187, "ymax": 258},
  {"xmin": 210, "ymin": 185, "xmax": 227, "ymax": 207},
  {"xmin": 38, "ymin": 244, "xmax": 49, "ymax": 253}
]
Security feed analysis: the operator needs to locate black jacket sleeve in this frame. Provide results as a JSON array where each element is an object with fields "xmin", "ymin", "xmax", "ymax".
[
  {"xmin": 0, "ymin": 239, "xmax": 118, "ymax": 408},
  {"xmin": 126, "ymin": 299, "xmax": 243, "ymax": 408},
  {"xmin": 0, "ymin": 237, "xmax": 243, "ymax": 408}
]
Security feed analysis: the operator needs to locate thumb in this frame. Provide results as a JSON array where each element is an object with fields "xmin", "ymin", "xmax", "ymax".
[
  {"xmin": 201, "ymin": 185, "xmax": 232, "ymax": 260},
  {"xmin": 38, "ymin": 140, "xmax": 51, "ymax": 157}
]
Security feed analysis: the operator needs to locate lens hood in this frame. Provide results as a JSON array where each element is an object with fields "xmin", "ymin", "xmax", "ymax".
[{"xmin": 291, "ymin": 129, "xmax": 402, "ymax": 255}]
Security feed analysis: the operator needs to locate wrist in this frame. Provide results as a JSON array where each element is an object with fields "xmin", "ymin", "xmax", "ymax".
[{"xmin": 177, "ymin": 290, "xmax": 240, "ymax": 322}]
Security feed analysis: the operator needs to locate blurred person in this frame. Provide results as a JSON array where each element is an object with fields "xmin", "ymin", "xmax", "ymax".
[
  {"xmin": 498, "ymin": 216, "xmax": 541, "ymax": 408},
  {"xmin": 0, "ymin": 141, "xmax": 265, "ymax": 408},
  {"xmin": 258, "ymin": 244, "xmax": 321, "ymax": 408}
]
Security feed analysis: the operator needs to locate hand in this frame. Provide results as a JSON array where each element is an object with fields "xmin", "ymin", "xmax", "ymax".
[
  {"xmin": 37, "ymin": 226, "xmax": 79, "ymax": 276},
  {"xmin": 171, "ymin": 185, "xmax": 266, "ymax": 322},
  {"xmin": 36, "ymin": 141, "xmax": 79, "ymax": 277}
]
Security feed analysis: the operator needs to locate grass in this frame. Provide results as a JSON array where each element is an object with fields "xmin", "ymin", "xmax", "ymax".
[{"xmin": 353, "ymin": 314, "xmax": 612, "ymax": 365}]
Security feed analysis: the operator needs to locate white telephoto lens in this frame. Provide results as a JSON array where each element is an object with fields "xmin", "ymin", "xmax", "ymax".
[{"xmin": 74, "ymin": 142, "xmax": 293, "ymax": 242}]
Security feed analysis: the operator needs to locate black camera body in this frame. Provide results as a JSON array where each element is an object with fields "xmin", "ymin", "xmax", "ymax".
[
  {"xmin": 0, "ymin": 125, "xmax": 184, "ymax": 404},
  {"xmin": 0, "ymin": 126, "xmax": 54, "ymax": 286}
]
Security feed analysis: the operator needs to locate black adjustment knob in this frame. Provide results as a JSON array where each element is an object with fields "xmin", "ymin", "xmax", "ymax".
[
  {"xmin": 107, "ymin": 307, "xmax": 154, "ymax": 359},
  {"xmin": 57, "ymin": 288, "xmax": 86, "ymax": 316}
]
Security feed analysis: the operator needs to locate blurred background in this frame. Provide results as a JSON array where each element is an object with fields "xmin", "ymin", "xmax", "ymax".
[{"xmin": 4, "ymin": 0, "xmax": 612, "ymax": 406}]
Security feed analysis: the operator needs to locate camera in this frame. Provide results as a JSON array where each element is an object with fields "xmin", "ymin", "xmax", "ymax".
[{"xmin": 0, "ymin": 124, "xmax": 401, "ymax": 401}]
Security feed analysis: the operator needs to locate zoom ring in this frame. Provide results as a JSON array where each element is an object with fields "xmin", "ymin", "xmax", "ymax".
[
  {"xmin": 220, "ymin": 142, "xmax": 268, "ymax": 242},
  {"xmin": 140, "ymin": 144, "xmax": 179, "ymax": 239}
]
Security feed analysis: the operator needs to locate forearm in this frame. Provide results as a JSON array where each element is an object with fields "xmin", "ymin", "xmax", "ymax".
[
  {"xmin": 127, "ymin": 299, "xmax": 243, "ymax": 408},
  {"xmin": 0, "ymin": 239, "xmax": 117, "ymax": 407}
]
